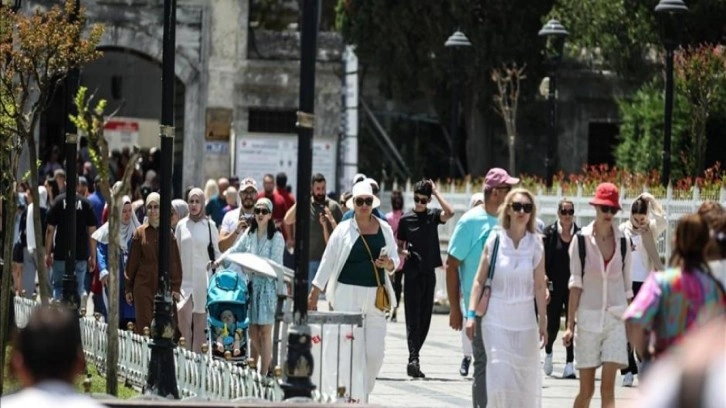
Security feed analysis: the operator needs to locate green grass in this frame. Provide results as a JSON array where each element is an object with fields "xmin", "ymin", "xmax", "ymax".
[{"xmin": 2, "ymin": 346, "xmax": 139, "ymax": 399}]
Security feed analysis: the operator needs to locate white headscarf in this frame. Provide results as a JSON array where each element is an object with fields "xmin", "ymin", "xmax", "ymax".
[
  {"xmin": 26, "ymin": 186, "xmax": 48, "ymax": 251},
  {"xmin": 91, "ymin": 196, "xmax": 141, "ymax": 251}
]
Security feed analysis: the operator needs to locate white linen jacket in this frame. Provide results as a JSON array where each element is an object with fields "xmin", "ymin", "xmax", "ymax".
[
  {"xmin": 312, "ymin": 217, "xmax": 400, "ymax": 310},
  {"xmin": 175, "ymin": 217, "xmax": 221, "ymax": 313}
]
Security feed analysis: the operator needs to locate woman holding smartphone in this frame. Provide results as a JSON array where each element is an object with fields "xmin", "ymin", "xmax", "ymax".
[{"xmin": 307, "ymin": 181, "xmax": 399, "ymax": 402}]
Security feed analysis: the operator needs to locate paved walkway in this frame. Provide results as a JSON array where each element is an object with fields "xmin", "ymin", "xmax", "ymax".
[{"xmin": 365, "ymin": 310, "xmax": 639, "ymax": 407}]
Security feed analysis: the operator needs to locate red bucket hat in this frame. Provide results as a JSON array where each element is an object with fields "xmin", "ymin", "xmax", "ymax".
[{"xmin": 589, "ymin": 182, "xmax": 621, "ymax": 209}]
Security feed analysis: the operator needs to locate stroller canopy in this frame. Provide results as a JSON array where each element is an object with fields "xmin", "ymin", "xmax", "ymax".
[{"xmin": 207, "ymin": 268, "xmax": 249, "ymax": 330}]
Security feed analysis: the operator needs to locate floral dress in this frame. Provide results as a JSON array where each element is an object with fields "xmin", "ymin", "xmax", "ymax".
[{"xmin": 222, "ymin": 228, "xmax": 284, "ymax": 325}]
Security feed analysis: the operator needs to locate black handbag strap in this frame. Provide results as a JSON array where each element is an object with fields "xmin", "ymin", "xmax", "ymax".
[
  {"xmin": 206, "ymin": 218, "xmax": 216, "ymax": 272},
  {"xmin": 486, "ymin": 233, "xmax": 501, "ymax": 283}
]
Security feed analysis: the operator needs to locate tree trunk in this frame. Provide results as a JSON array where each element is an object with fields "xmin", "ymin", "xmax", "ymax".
[
  {"xmin": 0, "ymin": 189, "xmax": 17, "ymax": 395},
  {"xmin": 26, "ymin": 134, "xmax": 50, "ymax": 305},
  {"xmin": 508, "ymin": 133, "xmax": 516, "ymax": 175},
  {"xmin": 106, "ymin": 191, "xmax": 119, "ymax": 396}
]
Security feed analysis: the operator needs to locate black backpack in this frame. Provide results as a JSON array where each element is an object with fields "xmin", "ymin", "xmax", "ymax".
[{"xmin": 577, "ymin": 233, "xmax": 627, "ymax": 276}]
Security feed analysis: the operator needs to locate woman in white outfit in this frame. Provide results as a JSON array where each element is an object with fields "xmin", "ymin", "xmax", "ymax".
[
  {"xmin": 307, "ymin": 181, "xmax": 399, "ymax": 402},
  {"xmin": 175, "ymin": 188, "xmax": 221, "ymax": 353},
  {"xmin": 466, "ymin": 188, "xmax": 547, "ymax": 407},
  {"xmin": 618, "ymin": 192, "xmax": 665, "ymax": 385}
]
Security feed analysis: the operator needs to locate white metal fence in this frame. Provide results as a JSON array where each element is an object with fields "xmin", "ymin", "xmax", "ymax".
[{"xmin": 12, "ymin": 297, "xmax": 335, "ymax": 403}]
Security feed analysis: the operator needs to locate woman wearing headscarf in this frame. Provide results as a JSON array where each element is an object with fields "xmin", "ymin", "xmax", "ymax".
[
  {"xmin": 307, "ymin": 181, "xmax": 399, "ymax": 402},
  {"xmin": 91, "ymin": 196, "xmax": 140, "ymax": 327},
  {"xmin": 211, "ymin": 197, "xmax": 284, "ymax": 374},
  {"xmin": 125, "ymin": 192, "xmax": 183, "ymax": 335},
  {"xmin": 175, "ymin": 188, "xmax": 221, "ymax": 353},
  {"xmin": 618, "ymin": 192, "xmax": 666, "ymax": 385},
  {"xmin": 171, "ymin": 199, "xmax": 189, "ymax": 230}
]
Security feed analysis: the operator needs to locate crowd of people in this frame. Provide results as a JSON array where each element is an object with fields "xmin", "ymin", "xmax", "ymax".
[{"xmin": 3, "ymin": 146, "xmax": 726, "ymax": 406}]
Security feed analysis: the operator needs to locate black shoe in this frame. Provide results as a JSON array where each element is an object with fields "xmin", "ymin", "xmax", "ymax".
[
  {"xmin": 407, "ymin": 361, "xmax": 426, "ymax": 378},
  {"xmin": 459, "ymin": 356, "xmax": 472, "ymax": 376},
  {"xmin": 391, "ymin": 309, "xmax": 397, "ymax": 322}
]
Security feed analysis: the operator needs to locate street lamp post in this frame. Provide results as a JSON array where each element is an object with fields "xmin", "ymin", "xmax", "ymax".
[
  {"xmin": 538, "ymin": 19, "xmax": 568, "ymax": 189},
  {"xmin": 62, "ymin": 0, "xmax": 81, "ymax": 314},
  {"xmin": 655, "ymin": 0, "xmax": 688, "ymax": 187},
  {"xmin": 444, "ymin": 30, "xmax": 471, "ymax": 180},
  {"xmin": 144, "ymin": 0, "xmax": 179, "ymax": 398},
  {"xmin": 280, "ymin": 0, "xmax": 319, "ymax": 400}
]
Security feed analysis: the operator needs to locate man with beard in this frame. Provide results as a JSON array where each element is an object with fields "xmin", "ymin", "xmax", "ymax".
[
  {"xmin": 284, "ymin": 173, "xmax": 343, "ymax": 290},
  {"xmin": 218, "ymin": 177, "xmax": 258, "ymax": 251}
]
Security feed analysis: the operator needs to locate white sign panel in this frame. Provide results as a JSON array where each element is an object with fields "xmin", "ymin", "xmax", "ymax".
[
  {"xmin": 235, "ymin": 134, "xmax": 336, "ymax": 195},
  {"xmin": 104, "ymin": 119, "xmax": 139, "ymax": 153}
]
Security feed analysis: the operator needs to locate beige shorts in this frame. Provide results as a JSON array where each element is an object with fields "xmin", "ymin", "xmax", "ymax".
[{"xmin": 575, "ymin": 312, "xmax": 628, "ymax": 369}]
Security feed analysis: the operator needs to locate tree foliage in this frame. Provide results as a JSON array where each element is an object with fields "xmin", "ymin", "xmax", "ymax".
[
  {"xmin": 614, "ymin": 79, "xmax": 691, "ymax": 181},
  {"xmin": 71, "ymin": 86, "xmax": 138, "ymax": 396},
  {"xmin": 0, "ymin": 1, "xmax": 103, "ymax": 392},
  {"xmin": 674, "ymin": 44, "xmax": 726, "ymax": 176}
]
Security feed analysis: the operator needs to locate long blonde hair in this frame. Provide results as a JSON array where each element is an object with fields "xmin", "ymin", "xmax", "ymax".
[
  {"xmin": 204, "ymin": 179, "xmax": 219, "ymax": 204},
  {"xmin": 498, "ymin": 188, "xmax": 537, "ymax": 233}
]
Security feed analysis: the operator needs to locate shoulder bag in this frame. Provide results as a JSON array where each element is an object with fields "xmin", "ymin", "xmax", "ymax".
[
  {"xmin": 360, "ymin": 234, "xmax": 391, "ymax": 312},
  {"xmin": 475, "ymin": 233, "xmax": 500, "ymax": 316},
  {"xmin": 207, "ymin": 218, "xmax": 216, "ymax": 274}
]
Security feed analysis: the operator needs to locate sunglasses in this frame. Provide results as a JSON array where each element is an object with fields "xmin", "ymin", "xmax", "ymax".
[
  {"xmin": 355, "ymin": 197, "xmax": 374, "ymax": 207},
  {"xmin": 254, "ymin": 208, "xmax": 270, "ymax": 215},
  {"xmin": 599, "ymin": 205, "xmax": 619, "ymax": 214},
  {"xmin": 559, "ymin": 209, "xmax": 575, "ymax": 216},
  {"xmin": 511, "ymin": 202, "xmax": 533, "ymax": 213},
  {"xmin": 413, "ymin": 196, "xmax": 429, "ymax": 204}
]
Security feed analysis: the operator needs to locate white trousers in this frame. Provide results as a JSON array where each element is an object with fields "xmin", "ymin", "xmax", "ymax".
[
  {"xmin": 177, "ymin": 297, "xmax": 207, "ymax": 353},
  {"xmin": 325, "ymin": 283, "xmax": 387, "ymax": 402},
  {"xmin": 460, "ymin": 302, "xmax": 472, "ymax": 357}
]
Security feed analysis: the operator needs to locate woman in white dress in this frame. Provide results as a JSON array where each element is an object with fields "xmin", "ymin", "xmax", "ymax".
[{"xmin": 466, "ymin": 188, "xmax": 548, "ymax": 407}]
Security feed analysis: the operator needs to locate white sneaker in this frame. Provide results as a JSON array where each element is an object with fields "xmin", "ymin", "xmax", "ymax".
[
  {"xmin": 622, "ymin": 372, "xmax": 634, "ymax": 387},
  {"xmin": 562, "ymin": 362, "xmax": 577, "ymax": 379},
  {"xmin": 543, "ymin": 353, "xmax": 553, "ymax": 376}
]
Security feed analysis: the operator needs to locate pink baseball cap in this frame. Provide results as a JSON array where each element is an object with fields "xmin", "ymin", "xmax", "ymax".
[{"xmin": 484, "ymin": 168, "xmax": 519, "ymax": 191}]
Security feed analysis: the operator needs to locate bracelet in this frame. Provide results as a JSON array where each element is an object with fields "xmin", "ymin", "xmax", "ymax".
[{"xmin": 466, "ymin": 310, "xmax": 476, "ymax": 319}]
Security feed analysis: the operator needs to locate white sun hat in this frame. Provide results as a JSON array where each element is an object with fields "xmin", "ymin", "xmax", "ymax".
[{"xmin": 346, "ymin": 181, "xmax": 381, "ymax": 209}]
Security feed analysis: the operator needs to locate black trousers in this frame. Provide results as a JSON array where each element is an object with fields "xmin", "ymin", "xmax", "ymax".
[
  {"xmin": 622, "ymin": 281, "xmax": 644, "ymax": 375},
  {"xmin": 404, "ymin": 270, "xmax": 436, "ymax": 363},
  {"xmin": 545, "ymin": 285, "xmax": 574, "ymax": 362},
  {"xmin": 392, "ymin": 270, "xmax": 403, "ymax": 306}
]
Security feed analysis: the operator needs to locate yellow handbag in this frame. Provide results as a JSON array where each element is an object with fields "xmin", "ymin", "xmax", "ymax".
[{"xmin": 360, "ymin": 235, "xmax": 391, "ymax": 313}]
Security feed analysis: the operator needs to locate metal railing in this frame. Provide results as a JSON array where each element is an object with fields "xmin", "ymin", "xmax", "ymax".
[{"xmin": 13, "ymin": 297, "xmax": 342, "ymax": 402}]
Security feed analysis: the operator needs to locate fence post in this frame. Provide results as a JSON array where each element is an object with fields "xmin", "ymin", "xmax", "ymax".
[
  {"xmin": 720, "ymin": 186, "xmax": 726, "ymax": 204},
  {"xmin": 693, "ymin": 185, "xmax": 700, "ymax": 202}
]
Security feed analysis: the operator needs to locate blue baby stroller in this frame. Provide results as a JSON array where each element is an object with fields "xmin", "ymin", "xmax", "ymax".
[{"xmin": 207, "ymin": 268, "xmax": 249, "ymax": 365}]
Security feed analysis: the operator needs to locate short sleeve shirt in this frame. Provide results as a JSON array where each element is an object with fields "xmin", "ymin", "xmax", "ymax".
[
  {"xmin": 46, "ymin": 193, "xmax": 98, "ymax": 261},
  {"xmin": 397, "ymin": 208, "xmax": 444, "ymax": 272},
  {"xmin": 447, "ymin": 206, "xmax": 497, "ymax": 308}
]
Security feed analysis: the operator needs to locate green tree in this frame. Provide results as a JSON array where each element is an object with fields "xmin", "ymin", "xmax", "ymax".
[
  {"xmin": 0, "ymin": 1, "xmax": 103, "ymax": 393},
  {"xmin": 675, "ymin": 44, "xmax": 726, "ymax": 176},
  {"xmin": 336, "ymin": 0, "xmax": 556, "ymax": 176},
  {"xmin": 614, "ymin": 79, "xmax": 691, "ymax": 180},
  {"xmin": 70, "ymin": 86, "xmax": 140, "ymax": 396}
]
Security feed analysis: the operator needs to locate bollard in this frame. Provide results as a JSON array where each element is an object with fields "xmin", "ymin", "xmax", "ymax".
[
  {"xmin": 94, "ymin": 312, "xmax": 101, "ymax": 321},
  {"xmin": 127, "ymin": 321, "xmax": 135, "ymax": 332},
  {"xmin": 80, "ymin": 307, "xmax": 87, "ymax": 317},
  {"xmin": 274, "ymin": 366, "xmax": 282, "ymax": 378},
  {"xmin": 201, "ymin": 343, "xmax": 209, "ymax": 354},
  {"xmin": 143, "ymin": 326, "xmax": 150, "ymax": 337},
  {"xmin": 83, "ymin": 373, "xmax": 93, "ymax": 393},
  {"xmin": 224, "ymin": 351, "xmax": 232, "ymax": 361},
  {"xmin": 248, "ymin": 358, "xmax": 257, "ymax": 370},
  {"xmin": 179, "ymin": 337, "xmax": 186, "ymax": 348}
]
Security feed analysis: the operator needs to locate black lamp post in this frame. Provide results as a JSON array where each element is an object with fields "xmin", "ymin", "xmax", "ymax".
[
  {"xmin": 655, "ymin": 0, "xmax": 688, "ymax": 187},
  {"xmin": 280, "ymin": 0, "xmax": 319, "ymax": 400},
  {"xmin": 444, "ymin": 30, "xmax": 471, "ymax": 180},
  {"xmin": 62, "ymin": 0, "xmax": 81, "ymax": 314},
  {"xmin": 538, "ymin": 19, "xmax": 568, "ymax": 189},
  {"xmin": 144, "ymin": 0, "xmax": 179, "ymax": 398}
]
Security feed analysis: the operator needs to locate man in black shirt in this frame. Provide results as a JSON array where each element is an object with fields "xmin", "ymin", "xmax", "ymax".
[
  {"xmin": 44, "ymin": 191, "xmax": 98, "ymax": 300},
  {"xmin": 397, "ymin": 179, "xmax": 455, "ymax": 378}
]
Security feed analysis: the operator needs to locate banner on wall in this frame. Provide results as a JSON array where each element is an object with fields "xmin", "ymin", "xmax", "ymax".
[{"xmin": 234, "ymin": 134, "xmax": 336, "ymax": 194}]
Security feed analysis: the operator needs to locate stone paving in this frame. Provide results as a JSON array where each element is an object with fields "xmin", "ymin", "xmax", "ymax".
[{"xmin": 365, "ymin": 310, "xmax": 640, "ymax": 408}]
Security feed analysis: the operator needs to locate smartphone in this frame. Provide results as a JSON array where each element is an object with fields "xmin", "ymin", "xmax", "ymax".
[{"xmin": 379, "ymin": 248, "xmax": 388, "ymax": 258}]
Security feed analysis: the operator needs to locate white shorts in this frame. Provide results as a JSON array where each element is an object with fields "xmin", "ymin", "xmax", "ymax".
[{"xmin": 575, "ymin": 312, "xmax": 628, "ymax": 369}]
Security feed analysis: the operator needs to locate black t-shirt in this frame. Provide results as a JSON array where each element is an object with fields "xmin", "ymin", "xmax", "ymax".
[
  {"xmin": 46, "ymin": 193, "xmax": 97, "ymax": 261},
  {"xmin": 397, "ymin": 208, "xmax": 444, "ymax": 272},
  {"xmin": 543, "ymin": 223, "xmax": 577, "ymax": 290}
]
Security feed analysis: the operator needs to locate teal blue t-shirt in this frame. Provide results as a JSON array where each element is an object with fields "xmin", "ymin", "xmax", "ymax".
[{"xmin": 447, "ymin": 206, "xmax": 498, "ymax": 309}]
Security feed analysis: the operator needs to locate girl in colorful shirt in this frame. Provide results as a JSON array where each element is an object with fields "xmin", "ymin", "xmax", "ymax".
[{"xmin": 624, "ymin": 214, "xmax": 726, "ymax": 368}]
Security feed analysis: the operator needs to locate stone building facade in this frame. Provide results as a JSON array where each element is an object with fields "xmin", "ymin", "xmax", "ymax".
[{"xmin": 28, "ymin": 0, "xmax": 343, "ymax": 194}]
